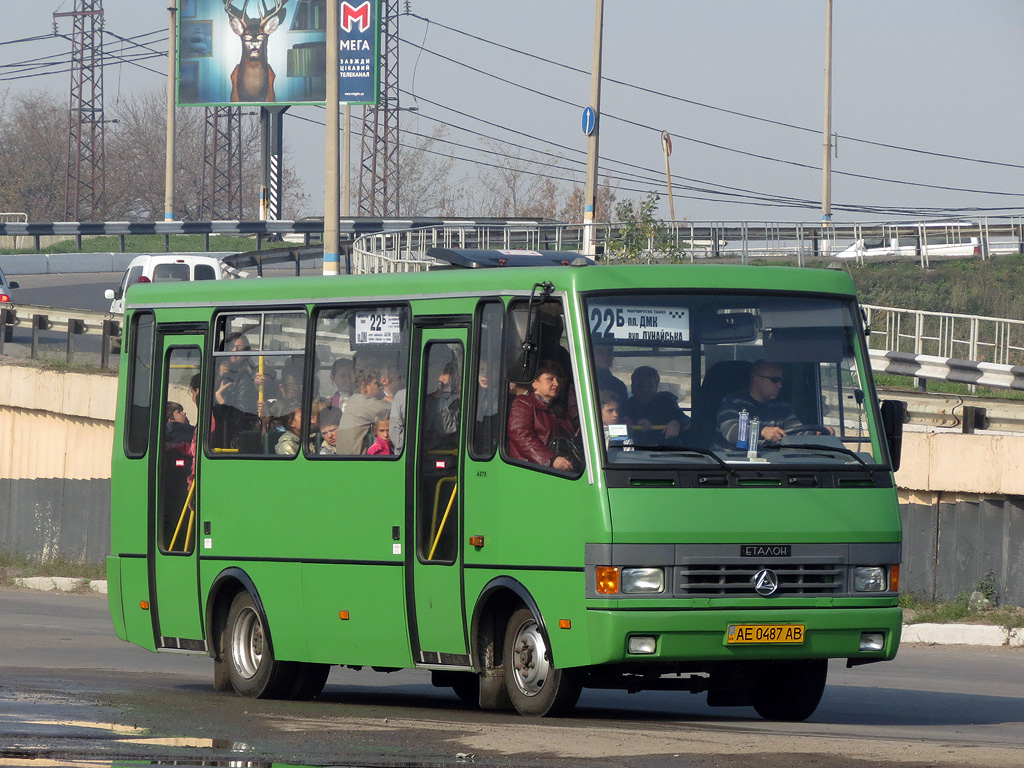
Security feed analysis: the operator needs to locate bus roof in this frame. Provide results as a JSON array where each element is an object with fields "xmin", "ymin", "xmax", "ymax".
[{"xmin": 123, "ymin": 263, "xmax": 858, "ymax": 311}]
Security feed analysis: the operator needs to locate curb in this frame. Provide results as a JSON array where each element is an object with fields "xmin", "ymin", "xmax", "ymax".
[
  {"xmin": 15, "ymin": 576, "xmax": 108, "ymax": 595},
  {"xmin": 901, "ymin": 622, "xmax": 1023, "ymax": 647},
  {"xmin": 10, "ymin": 578, "xmax": 1022, "ymax": 647}
]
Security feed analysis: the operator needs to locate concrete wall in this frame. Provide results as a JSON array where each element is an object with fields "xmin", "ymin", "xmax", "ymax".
[
  {"xmin": 0, "ymin": 363, "xmax": 115, "ymax": 564},
  {"xmin": 1, "ymin": 361, "xmax": 1022, "ymax": 604}
]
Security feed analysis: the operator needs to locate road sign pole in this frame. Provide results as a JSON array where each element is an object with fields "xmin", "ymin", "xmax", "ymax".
[{"xmin": 582, "ymin": 0, "xmax": 604, "ymax": 258}]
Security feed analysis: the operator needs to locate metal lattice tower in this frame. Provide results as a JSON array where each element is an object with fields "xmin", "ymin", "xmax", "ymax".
[
  {"xmin": 201, "ymin": 107, "xmax": 244, "ymax": 220},
  {"xmin": 357, "ymin": 0, "xmax": 400, "ymax": 216},
  {"xmin": 56, "ymin": 0, "xmax": 106, "ymax": 222}
]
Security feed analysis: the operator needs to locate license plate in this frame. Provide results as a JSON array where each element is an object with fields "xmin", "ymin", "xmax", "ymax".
[{"xmin": 726, "ymin": 624, "xmax": 805, "ymax": 644}]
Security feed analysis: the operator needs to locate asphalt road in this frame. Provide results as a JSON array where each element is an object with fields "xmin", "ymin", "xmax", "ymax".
[{"xmin": 2, "ymin": 587, "xmax": 1023, "ymax": 768}]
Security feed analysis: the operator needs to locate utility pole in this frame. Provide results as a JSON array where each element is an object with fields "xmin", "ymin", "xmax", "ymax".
[
  {"xmin": 821, "ymin": 0, "xmax": 833, "ymax": 226},
  {"xmin": 164, "ymin": 0, "xmax": 177, "ymax": 221},
  {"xmin": 324, "ymin": 0, "xmax": 341, "ymax": 275},
  {"xmin": 582, "ymin": 0, "xmax": 604, "ymax": 257}
]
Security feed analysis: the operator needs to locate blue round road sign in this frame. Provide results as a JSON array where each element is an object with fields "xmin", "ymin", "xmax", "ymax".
[{"xmin": 582, "ymin": 106, "xmax": 596, "ymax": 136}]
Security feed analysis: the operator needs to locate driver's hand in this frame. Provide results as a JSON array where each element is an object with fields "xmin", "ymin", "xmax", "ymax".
[
  {"xmin": 664, "ymin": 419, "xmax": 681, "ymax": 439},
  {"xmin": 761, "ymin": 425, "xmax": 786, "ymax": 443}
]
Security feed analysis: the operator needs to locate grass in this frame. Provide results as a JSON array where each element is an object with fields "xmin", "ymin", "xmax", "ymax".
[
  {"xmin": 0, "ymin": 549, "xmax": 107, "ymax": 587},
  {"xmin": 900, "ymin": 592, "xmax": 1024, "ymax": 629}
]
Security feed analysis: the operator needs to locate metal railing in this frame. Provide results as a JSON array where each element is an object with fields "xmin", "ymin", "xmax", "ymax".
[
  {"xmin": 0, "ymin": 305, "xmax": 119, "ymax": 369},
  {"xmin": 863, "ymin": 305, "xmax": 1024, "ymax": 367}
]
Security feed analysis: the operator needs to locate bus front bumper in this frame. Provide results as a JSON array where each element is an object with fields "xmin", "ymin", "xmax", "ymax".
[{"xmin": 583, "ymin": 606, "xmax": 902, "ymax": 666}]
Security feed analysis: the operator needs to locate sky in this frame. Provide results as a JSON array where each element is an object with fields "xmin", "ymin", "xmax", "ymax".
[{"xmin": 3, "ymin": 0, "xmax": 1023, "ymax": 223}]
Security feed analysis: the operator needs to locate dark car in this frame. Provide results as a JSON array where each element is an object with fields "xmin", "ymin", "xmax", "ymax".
[{"xmin": 0, "ymin": 264, "xmax": 19, "ymax": 342}]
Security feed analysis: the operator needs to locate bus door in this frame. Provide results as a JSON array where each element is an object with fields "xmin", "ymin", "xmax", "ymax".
[
  {"xmin": 409, "ymin": 328, "xmax": 471, "ymax": 665},
  {"xmin": 150, "ymin": 331, "xmax": 205, "ymax": 649}
]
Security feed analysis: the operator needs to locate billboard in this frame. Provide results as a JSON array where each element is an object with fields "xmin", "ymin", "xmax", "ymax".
[
  {"xmin": 338, "ymin": 1, "xmax": 381, "ymax": 105},
  {"xmin": 178, "ymin": 0, "xmax": 329, "ymax": 106}
]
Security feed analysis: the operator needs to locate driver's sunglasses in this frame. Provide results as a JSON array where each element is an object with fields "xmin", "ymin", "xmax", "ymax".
[{"xmin": 757, "ymin": 374, "xmax": 784, "ymax": 384}]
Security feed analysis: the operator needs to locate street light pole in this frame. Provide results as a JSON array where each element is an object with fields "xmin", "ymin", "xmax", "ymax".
[
  {"xmin": 324, "ymin": 0, "xmax": 340, "ymax": 275},
  {"xmin": 821, "ymin": 0, "xmax": 833, "ymax": 226},
  {"xmin": 582, "ymin": 0, "xmax": 604, "ymax": 257},
  {"xmin": 164, "ymin": 0, "xmax": 177, "ymax": 222}
]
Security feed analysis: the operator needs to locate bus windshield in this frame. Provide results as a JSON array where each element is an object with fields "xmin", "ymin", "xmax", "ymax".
[{"xmin": 585, "ymin": 291, "xmax": 883, "ymax": 467}]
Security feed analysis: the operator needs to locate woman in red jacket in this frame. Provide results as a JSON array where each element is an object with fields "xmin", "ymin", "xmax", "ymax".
[{"xmin": 507, "ymin": 359, "xmax": 581, "ymax": 471}]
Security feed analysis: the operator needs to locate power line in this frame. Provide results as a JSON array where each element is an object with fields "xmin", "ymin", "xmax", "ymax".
[{"xmin": 402, "ymin": 12, "xmax": 1024, "ymax": 173}]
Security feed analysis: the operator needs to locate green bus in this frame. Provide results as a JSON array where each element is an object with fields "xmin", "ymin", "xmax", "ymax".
[{"xmin": 107, "ymin": 251, "xmax": 905, "ymax": 720}]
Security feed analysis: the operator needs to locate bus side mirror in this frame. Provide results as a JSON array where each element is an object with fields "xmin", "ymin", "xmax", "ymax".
[
  {"xmin": 504, "ymin": 306, "xmax": 541, "ymax": 386},
  {"xmin": 879, "ymin": 399, "xmax": 906, "ymax": 472}
]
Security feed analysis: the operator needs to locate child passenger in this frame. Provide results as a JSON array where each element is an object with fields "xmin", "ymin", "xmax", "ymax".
[
  {"xmin": 623, "ymin": 365, "xmax": 690, "ymax": 445},
  {"xmin": 366, "ymin": 417, "xmax": 394, "ymax": 455},
  {"xmin": 317, "ymin": 405, "xmax": 342, "ymax": 455}
]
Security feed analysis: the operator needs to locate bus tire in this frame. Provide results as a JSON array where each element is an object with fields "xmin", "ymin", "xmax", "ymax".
[
  {"xmin": 750, "ymin": 659, "xmax": 828, "ymax": 722},
  {"xmin": 284, "ymin": 662, "xmax": 331, "ymax": 701},
  {"xmin": 224, "ymin": 591, "xmax": 291, "ymax": 698},
  {"xmin": 503, "ymin": 607, "xmax": 581, "ymax": 717}
]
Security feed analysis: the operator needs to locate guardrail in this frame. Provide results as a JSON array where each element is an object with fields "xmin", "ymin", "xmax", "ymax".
[
  {"xmin": 0, "ymin": 305, "xmax": 120, "ymax": 369},
  {"xmin": 863, "ymin": 305, "xmax": 1024, "ymax": 367}
]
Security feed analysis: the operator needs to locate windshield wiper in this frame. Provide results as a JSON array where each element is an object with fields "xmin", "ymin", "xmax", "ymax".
[
  {"xmin": 762, "ymin": 442, "xmax": 869, "ymax": 467},
  {"xmin": 635, "ymin": 445, "xmax": 734, "ymax": 473}
]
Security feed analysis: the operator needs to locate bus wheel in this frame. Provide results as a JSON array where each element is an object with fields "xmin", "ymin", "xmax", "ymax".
[
  {"xmin": 503, "ymin": 607, "xmax": 581, "ymax": 716},
  {"xmin": 285, "ymin": 662, "xmax": 331, "ymax": 701},
  {"xmin": 225, "ymin": 591, "xmax": 290, "ymax": 698},
  {"xmin": 750, "ymin": 659, "xmax": 828, "ymax": 722}
]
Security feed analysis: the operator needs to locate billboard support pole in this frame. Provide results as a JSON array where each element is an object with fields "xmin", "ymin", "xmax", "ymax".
[
  {"xmin": 324, "ymin": 0, "xmax": 341, "ymax": 275},
  {"xmin": 164, "ymin": 0, "xmax": 177, "ymax": 221},
  {"xmin": 260, "ymin": 106, "xmax": 289, "ymax": 222}
]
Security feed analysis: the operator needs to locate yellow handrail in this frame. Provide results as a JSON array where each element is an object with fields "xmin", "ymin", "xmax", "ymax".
[
  {"xmin": 427, "ymin": 482, "xmax": 458, "ymax": 560},
  {"xmin": 168, "ymin": 480, "xmax": 196, "ymax": 552}
]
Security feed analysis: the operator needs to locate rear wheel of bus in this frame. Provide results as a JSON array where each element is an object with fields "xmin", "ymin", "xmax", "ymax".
[
  {"xmin": 749, "ymin": 659, "xmax": 828, "ymax": 721},
  {"xmin": 503, "ymin": 607, "xmax": 581, "ymax": 716}
]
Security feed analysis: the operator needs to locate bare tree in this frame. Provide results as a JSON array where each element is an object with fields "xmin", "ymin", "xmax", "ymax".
[
  {"xmin": 396, "ymin": 125, "xmax": 464, "ymax": 217},
  {"xmin": 0, "ymin": 88, "xmax": 308, "ymax": 222},
  {"xmin": 0, "ymin": 90, "xmax": 70, "ymax": 220},
  {"xmin": 470, "ymin": 140, "xmax": 569, "ymax": 218}
]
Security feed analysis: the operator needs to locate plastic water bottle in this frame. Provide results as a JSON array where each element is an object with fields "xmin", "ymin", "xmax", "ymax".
[
  {"xmin": 747, "ymin": 417, "xmax": 760, "ymax": 460},
  {"xmin": 736, "ymin": 409, "xmax": 749, "ymax": 450}
]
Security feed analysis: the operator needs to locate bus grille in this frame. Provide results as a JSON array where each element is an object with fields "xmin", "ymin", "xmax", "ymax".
[{"xmin": 677, "ymin": 563, "xmax": 844, "ymax": 596}]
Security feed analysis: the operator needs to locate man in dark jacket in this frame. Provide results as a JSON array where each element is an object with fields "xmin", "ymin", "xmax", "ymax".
[{"xmin": 508, "ymin": 359, "xmax": 580, "ymax": 471}]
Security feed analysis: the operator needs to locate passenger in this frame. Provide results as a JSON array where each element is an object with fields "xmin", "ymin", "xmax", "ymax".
[
  {"xmin": 165, "ymin": 400, "xmax": 195, "ymax": 450},
  {"xmin": 366, "ymin": 417, "xmax": 394, "ymax": 456},
  {"xmin": 317, "ymin": 405, "xmax": 342, "ymax": 455},
  {"xmin": 425, "ymin": 361, "xmax": 461, "ymax": 447},
  {"xmin": 623, "ymin": 365, "xmax": 690, "ymax": 445},
  {"xmin": 593, "ymin": 343, "xmax": 628, "ymax": 407},
  {"xmin": 507, "ymin": 359, "xmax": 581, "ymax": 472},
  {"xmin": 389, "ymin": 386, "xmax": 408, "ymax": 453},
  {"xmin": 336, "ymin": 366, "xmax": 391, "ymax": 454},
  {"xmin": 472, "ymin": 360, "xmax": 502, "ymax": 454},
  {"xmin": 715, "ymin": 360, "xmax": 830, "ymax": 448},
  {"xmin": 216, "ymin": 332, "xmax": 258, "ymax": 414},
  {"xmin": 328, "ymin": 358, "xmax": 354, "ymax": 410},
  {"xmin": 271, "ymin": 400, "xmax": 303, "ymax": 456},
  {"xmin": 599, "ymin": 390, "xmax": 621, "ymax": 426}
]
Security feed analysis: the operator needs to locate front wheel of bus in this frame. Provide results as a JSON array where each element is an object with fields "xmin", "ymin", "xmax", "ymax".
[
  {"xmin": 503, "ymin": 607, "xmax": 581, "ymax": 716},
  {"xmin": 750, "ymin": 659, "xmax": 828, "ymax": 721},
  {"xmin": 225, "ymin": 591, "xmax": 290, "ymax": 698}
]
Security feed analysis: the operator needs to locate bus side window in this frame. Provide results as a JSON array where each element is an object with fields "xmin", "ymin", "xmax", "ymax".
[
  {"xmin": 471, "ymin": 300, "xmax": 504, "ymax": 459},
  {"xmin": 310, "ymin": 305, "xmax": 410, "ymax": 457},
  {"xmin": 125, "ymin": 311, "xmax": 155, "ymax": 457},
  {"xmin": 209, "ymin": 310, "xmax": 306, "ymax": 457}
]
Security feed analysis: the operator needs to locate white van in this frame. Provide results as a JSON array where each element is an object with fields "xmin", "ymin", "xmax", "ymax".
[
  {"xmin": 836, "ymin": 221, "xmax": 980, "ymax": 262},
  {"xmin": 105, "ymin": 254, "xmax": 226, "ymax": 314}
]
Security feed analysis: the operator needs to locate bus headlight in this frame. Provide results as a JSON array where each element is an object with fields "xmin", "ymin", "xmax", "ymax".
[
  {"xmin": 621, "ymin": 568, "xmax": 665, "ymax": 594},
  {"xmin": 853, "ymin": 566, "xmax": 887, "ymax": 592}
]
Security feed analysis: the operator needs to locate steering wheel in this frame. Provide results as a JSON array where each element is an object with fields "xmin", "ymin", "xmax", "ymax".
[{"xmin": 786, "ymin": 424, "xmax": 831, "ymax": 436}]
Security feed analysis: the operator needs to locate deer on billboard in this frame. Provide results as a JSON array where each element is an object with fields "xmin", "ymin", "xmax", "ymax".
[{"xmin": 223, "ymin": 0, "xmax": 288, "ymax": 102}]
